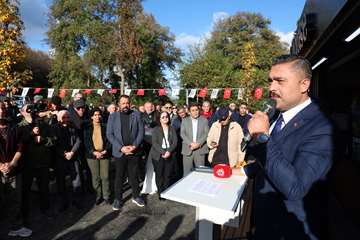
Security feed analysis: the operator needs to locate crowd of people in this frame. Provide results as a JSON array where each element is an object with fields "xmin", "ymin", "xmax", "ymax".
[
  {"xmin": 0, "ymin": 91, "xmax": 251, "ymax": 237},
  {"xmin": 1, "ymin": 55, "xmax": 334, "ymax": 240}
]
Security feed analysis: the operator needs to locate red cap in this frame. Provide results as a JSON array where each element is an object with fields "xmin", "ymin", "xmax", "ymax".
[{"xmin": 213, "ymin": 164, "xmax": 232, "ymax": 178}]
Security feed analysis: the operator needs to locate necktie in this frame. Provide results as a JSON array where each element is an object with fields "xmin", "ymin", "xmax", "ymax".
[{"xmin": 271, "ymin": 114, "xmax": 284, "ymax": 137}]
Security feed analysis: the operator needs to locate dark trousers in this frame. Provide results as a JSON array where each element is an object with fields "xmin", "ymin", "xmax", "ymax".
[
  {"xmin": 55, "ymin": 158, "xmax": 79, "ymax": 205},
  {"xmin": 0, "ymin": 174, "xmax": 22, "ymax": 228},
  {"xmin": 22, "ymin": 167, "xmax": 50, "ymax": 223},
  {"xmin": 114, "ymin": 155, "xmax": 140, "ymax": 201},
  {"xmin": 152, "ymin": 157, "xmax": 173, "ymax": 194}
]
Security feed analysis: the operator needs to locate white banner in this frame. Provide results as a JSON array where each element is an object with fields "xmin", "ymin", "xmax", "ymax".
[
  {"xmin": 237, "ymin": 88, "xmax": 244, "ymax": 100},
  {"xmin": 124, "ymin": 89, "xmax": 132, "ymax": 96},
  {"xmin": 47, "ymin": 88, "xmax": 55, "ymax": 98},
  {"xmin": 71, "ymin": 89, "xmax": 80, "ymax": 97},
  {"xmin": 21, "ymin": 87, "xmax": 29, "ymax": 97},
  {"xmin": 97, "ymin": 89, "xmax": 104, "ymax": 96},
  {"xmin": 172, "ymin": 88, "xmax": 180, "ymax": 97},
  {"xmin": 210, "ymin": 89, "xmax": 219, "ymax": 99},
  {"xmin": 188, "ymin": 89, "xmax": 197, "ymax": 98}
]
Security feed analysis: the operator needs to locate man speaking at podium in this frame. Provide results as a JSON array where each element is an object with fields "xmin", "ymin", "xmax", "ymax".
[{"xmin": 246, "ymin": 55, "xmax": 333, "ymax": 240}]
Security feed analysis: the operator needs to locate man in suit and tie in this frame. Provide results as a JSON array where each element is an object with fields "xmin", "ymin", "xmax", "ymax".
[
  {"xmin": 246, "ymin": 55, "xmax": 333, "ymax": 240},
  {"xmin": 106, "ymin": 95, "xmax": 145, "ymax": 211},
  {"xmin": 181, "ymin": 104, "xmax": 209, "ymax": 176}
]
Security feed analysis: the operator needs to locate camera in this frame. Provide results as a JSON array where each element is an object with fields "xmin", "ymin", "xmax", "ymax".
[{"xmin": 26, "ymin": 102, "xmax": 48, "ymax": 114}]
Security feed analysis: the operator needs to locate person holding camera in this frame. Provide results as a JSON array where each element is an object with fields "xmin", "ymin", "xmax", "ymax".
[{"xmin": 18, "ymin": 104, "xmax": 55, "ymax": 226}]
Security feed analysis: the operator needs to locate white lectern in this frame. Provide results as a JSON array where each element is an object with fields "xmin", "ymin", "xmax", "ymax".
[{"xmin": 161, "ymin": 170, "xmax": 247, "ymax": 240}]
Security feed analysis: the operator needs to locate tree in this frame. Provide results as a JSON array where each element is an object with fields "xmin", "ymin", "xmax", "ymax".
[
  {"xmin": 180, "ymin": 12, "xmax": 287, "ymax": 108},
  {"xmin": 47, "ymin": 0, "xmax": 181, "ymax": 97},
  {"xmin": 0, "ymin": 0, "xmax": 31, "ymax": 93}
]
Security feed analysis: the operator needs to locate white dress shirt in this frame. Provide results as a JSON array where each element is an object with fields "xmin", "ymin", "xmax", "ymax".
[
  {"xmin": 191, "ymin": 117, "xmax": 198, "ymax": 142},
  {"xmin": 270, "ymin": 98, "xmax": 312, "ymax": 133}
]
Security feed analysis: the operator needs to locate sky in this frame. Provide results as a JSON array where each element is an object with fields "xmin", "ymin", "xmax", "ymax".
[{"xmin": 19, "ymin": 0, "xmax": 306, "ymax": 53}]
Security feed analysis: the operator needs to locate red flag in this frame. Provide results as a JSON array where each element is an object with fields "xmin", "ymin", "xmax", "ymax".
[
  {"xmin": 59, "ymin": 89, "xmax": 67, "ymax": 98},
  {"xmin": 34, "ymin": 88, "xmax": 41, "ymax": 94},
  {"xmin": 254, "ymin": 87, "xmax": 263, "ymax": 100},
  {"xmin": 83, "ymin": 89, "xmax": 92, "ymax": 95},
  {"xmin": 223, "ymin": 88, "xmax": 232, "ymax": 99},
  {"xmin": 109, "ymin": 89, "xmax": 117, "ymax": 94},
  {"xmin": 137, "ymin": 89, "xmax": 145, "ymax": 96},
  {"xmin": 198, "ymin": 88, "xmax": 208, "ymax": 98},
  {"xmin": 158, "ymin": 89, "xmax": 166, "ymax": 96}
]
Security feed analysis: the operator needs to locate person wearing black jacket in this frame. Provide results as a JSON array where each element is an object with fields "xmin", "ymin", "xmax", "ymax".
[
  {"xmin": 52, "ymin": 110, "xmax": 82, "ymax": 211},
  {"xmin": 148, "ymin": 111, "xmax": 178, "ymax": 200},
  {"xmin": 84, "ymin": 108, "xmax": 111, "ymax": 206}
]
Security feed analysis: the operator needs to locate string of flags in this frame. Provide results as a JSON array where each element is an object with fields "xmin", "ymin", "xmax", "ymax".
[{"xmin": 18, "ymin": 87, "xmax": 264, "ymax": 100}]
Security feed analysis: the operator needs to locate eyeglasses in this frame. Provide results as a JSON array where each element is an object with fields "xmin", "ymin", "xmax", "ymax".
[
  {"xmin": 164, "ymin": 106, "xmax": 171, "ymax": 109},
  {"xmin": 76, "ymin": 107, "xmax": 85, "ymax": 110}
]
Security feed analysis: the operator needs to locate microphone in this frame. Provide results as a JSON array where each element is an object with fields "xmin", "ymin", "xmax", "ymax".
[{"xmin": 241, "ymin": 99, "xmax": 276, "ymax": 151}]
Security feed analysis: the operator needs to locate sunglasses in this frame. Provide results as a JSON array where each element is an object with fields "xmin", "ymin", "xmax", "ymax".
[{"xmin": 76, "ymin": 107, "xmax": 85, "ymax": 110}]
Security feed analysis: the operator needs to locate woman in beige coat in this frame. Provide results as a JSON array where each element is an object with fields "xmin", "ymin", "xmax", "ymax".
[{"xmin": 207, "ymin": 107, "xmax": 245, "ymax": 168}]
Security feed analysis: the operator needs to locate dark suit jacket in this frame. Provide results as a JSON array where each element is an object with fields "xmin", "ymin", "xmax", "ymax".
[
  {"xmin": 148, "ymin": 126, "xmax": 178, "ymax": 161},
  {"xmin": 106, "ymin": 111, "xmax": 144, "ymax": 158},
  {"xmin": 246, "ymin": 101, "xmax": 334, "ymax": 240}
]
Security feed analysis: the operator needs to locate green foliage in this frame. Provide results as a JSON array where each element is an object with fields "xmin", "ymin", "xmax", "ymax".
[
  {"xmin": 47, "ymin": 0, "xmax": 181, "ymax": 93},
  {"xmin": 180, "ymin": 12, "xmax": 287, "ymax": 109}
]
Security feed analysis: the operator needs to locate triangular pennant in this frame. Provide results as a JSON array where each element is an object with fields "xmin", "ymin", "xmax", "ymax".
[
  {"xmin": 210, "ymin": 89, "xmax": 219, "ymax": 99},
  {"xmin": 47, "ymin": 88, "xmax": 55, "ymax": 98},
  {"xmin": 237, "ymin": 88, "xmax": 244, "ymax": 100},
  {"xmin": 198, "ymin": 88, "xmax": 208, "ymax": 98},
  {"xmin": 188, "ymin": 89, "xmax": 197, "ymax": 98},
  {"xmin": 158, "ymin": 89, "xmax": 166, "ymax": 96},
  {"xmin": 109, "ymin": 89, "xmax": 117, "ymax": 94},
  {"xmin": 34, "ymin": 88, "xmax": 41, "ymax": 94},
  {"xmin": 223, "ymin": 88, "xmax": 232, "ymax": 99},
  {"xmin": 59, "ymin": 89, "xmax": 67, "ymax": 98},
  {"xmin": 124, "ymin": 89, "xmax": 132, "ymax": 96},
  {"xmin": 137, "ymin": 89, "xmax": 145, "ymax": 96},
  {"xmin": 172, "ymin": 88, "xmax": 180, "ymax": 97},
  {"xmin": 72, "ymin": 89, "xmax": 80, "ymax": 97},
  {"xmin": 254, "ymin": 87, "xmax": 263, "ymax": 100},
  {"xmin": 21, "ymin": 87, "xmax": 29, "ymax": 97},
  {"xmin": 83, "ymin": 89, "xmax": 92, "ymax": 95},
  {"xmin": 97, "ymin": 89, "xmax": 104, "ymax": 96}
]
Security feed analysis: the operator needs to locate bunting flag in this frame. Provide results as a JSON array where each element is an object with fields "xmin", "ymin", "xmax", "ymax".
[
  {"xmin": 171, "ymin": 88, "xmax": 180, "ymax": 97},
  {"xmin": 59, "ymin": 89, "xmax": 67, "ymax": 98},
  {"xmin": 237, "ymin": 88, "xmax": 244, "ymax": 100},
  {"xmin": 223, "ymin": 88, "xmax": 232, "ymax": 99},
  {"xmin": 34, "ymin": 88, "xmax": 41, "ymax": 94},
  {"xmin": 254, "ymin": 87, "xmax": 263, "ymax": 100},
  {"xmin": 124, "ymin": 89, "xmax": 132, "ymax": 96},
  {"xmin": 109, "ymin": 89, "xmax": 117, "ymax": 94},
  {"xmin": 83, "ymin": 89, "xmax": 92, "ymax": 95},
  {"xmin": 158, "ymin": 89, "xmax": 166, "ymax": 96},
  {"xmin": 188, "ymin": 89, "xmax": 197, "ymax": 98},
  {"xmin": 21, "ymin": 87, "xmax": 29, "ymax": 97},
  {"xmin": 47, "ymin": 88, "xmax": 55, "ymax": 98},
  {"xmin": 137, "ymin": 89, "xmax": 145, "ymax": 96},
  {"xmin": 71, "ymin": 89, "xmax": 79, "ymax": 97},
  {"xmin": 198, "ymin": 88, "xmax": 208, "ymax": 98},
  {"xmin": 210, "ymin": 89, "xmax": 219, "ymax": 99},
  {"xmin": 97, "ymin": 89, "xmax": 104, "ymax": 96}
]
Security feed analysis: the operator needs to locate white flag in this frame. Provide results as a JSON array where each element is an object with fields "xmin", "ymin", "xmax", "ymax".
[
  {"xmin": 188, "ymin": 89, "xmax": 197, "ymax": 98},
  {"xmin": 97, "ymin": 89, "xmax": 104, "ymax": 96},
  {"xmin": 124, "ymin": 89, "xmax": 132, "ymax": 96},
  {"xmin": 210, "ymin": 89, "xmax": 219, "ymax": 99},
  {"xmin": 21, "ymin": 88, "xmax": 29, "ymax": 97},
  {"xmin": 72, "ymin": 89, "xmax": 80, "ymax": 97},
  {"xmin": 237, "ymin": 88, "xmax": 244, "ymax": 100},
  {"xmin": 172, "ymin": 88, "xmax": 180, "ymax": 97},
  {"xmin": 47, "ymin": 88, "xmax": 55, "ymax": 98}
]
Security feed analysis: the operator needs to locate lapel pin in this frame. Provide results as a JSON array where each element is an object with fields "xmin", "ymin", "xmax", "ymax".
[{"xmin": 294, "ymin": 122, "xmax": 298, "ymax": 128}]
